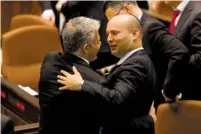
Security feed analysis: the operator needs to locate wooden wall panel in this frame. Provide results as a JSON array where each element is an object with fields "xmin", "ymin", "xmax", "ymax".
[{"xmin": 1, "ymin": 1, "xmax": 42, "ymax": 34}]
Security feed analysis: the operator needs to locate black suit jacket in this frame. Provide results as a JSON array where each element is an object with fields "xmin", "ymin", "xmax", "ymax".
[
  {"xmin": 39, "ymin": 52, "xmax": 106, "ymax": 134},
  {"xmin": 141, "ymin": 12, "xmax": 189, "ymax": 104},
  {"xmin": 81, "ymin": 50, "xmax": 157, "ymax": 134},
  {"xmin": 39, "ymin": 52, "xmax": 154, "ymax": 134},
  {"xmin": 173, "ymin": 1, "xmax": 201, "ymax": 100}
]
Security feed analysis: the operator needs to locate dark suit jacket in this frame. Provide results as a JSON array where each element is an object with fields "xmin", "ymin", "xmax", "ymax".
[
  {"xmin": 39, "ymin": 52, "xmax": 154, "ymax": 134},
  {"xmin": 140, "ymin": 12, "xmax": 189, "ymax": 105},
  {"xmin": 39, "ymin": 52, "xmax": 106, "ymax": 134},
  {"xmin": 38, "ymin": 1, "xmax": 60, "ymax": 28},
  {"xmin": 172, "ymin": 1, "xmax": 201, "ymax": 100},
  {"xmin": 81, "ymin": 50, "xmax": 157, "ymax": 134}
]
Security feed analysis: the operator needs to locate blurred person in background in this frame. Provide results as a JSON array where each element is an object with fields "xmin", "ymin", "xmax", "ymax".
[{"xmin": 163, "ymin": 0, "xmax": 201, "ymax": 101}]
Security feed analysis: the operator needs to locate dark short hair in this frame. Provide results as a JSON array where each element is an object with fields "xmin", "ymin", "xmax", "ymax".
[{"xmin": 103, "ymin": 1, "xmax": 137, "ymax": 13}]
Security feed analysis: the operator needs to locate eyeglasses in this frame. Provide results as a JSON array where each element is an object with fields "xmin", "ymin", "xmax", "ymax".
[{"xmin": 114, "ymin": 5, "xmax": 142, "ymax": 27}]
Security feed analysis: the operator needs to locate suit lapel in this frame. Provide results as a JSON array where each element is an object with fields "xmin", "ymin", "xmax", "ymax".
[
  {"xmin": 107, "ymin": 50, "xmax": 146, "ymax": 79},
  {"xmin": 174, "ymin": 2, "xmax": 193, "ymax": 36}
]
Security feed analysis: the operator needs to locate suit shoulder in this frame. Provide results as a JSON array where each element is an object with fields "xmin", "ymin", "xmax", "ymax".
[
  {"xmin": 125, "ymin": 52, "xmax": 153, "ymax": 69},
  {"xmin": 143, "ymin": 13, "xmax": 166, "ymax": 27},
  {"xmin": 40, "ymin": 52, "xmax": 64, "ymax": 77},
  {"xmin": 42, "ymin": 52, "xmax": 63, "ymax": 65}
]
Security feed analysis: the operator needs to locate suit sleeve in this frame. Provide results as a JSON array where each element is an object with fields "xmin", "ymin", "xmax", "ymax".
[
  {"xmin": 81, "ymin": 63, "xmax": 146, "ymax": 105},
  {"xmin": 38, "ymin": 1, "xmax": 52, "ymax": 11},
  {"xmin": 161, "ymin": 36, "xmax": 189, "ymax": 98},
  {"xmin": 81, "ymin": 63, "xmax": 154, "ymax": 130},
  {"xmin": 189, "ymin": 12, "xmax": 201, "ymax": 69},
  {"xmin": 148, "ymin": 19, "xmax": 189, "ymax": 98}
]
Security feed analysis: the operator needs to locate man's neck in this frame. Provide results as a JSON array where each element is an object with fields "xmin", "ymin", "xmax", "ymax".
[
  {"xmin": 131, "ymin": 6, "xmax": 143, "ymax": 20},
  {"xmin": 73, "ymin": 52, "xmax": 90, "ymax": 64}
]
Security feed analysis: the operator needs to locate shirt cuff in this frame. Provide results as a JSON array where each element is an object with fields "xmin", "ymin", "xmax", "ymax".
[{"xmin": 79, "ymin": 80, "xmax": 84, "ymax": 91}]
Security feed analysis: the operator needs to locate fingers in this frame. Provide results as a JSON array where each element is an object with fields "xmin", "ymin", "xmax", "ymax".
[
  {"xmin": 57, "ymin": 79, "xmax": 66, "ymax": 85},
  {"xmin": 61, "ymin": 70, "xmax": 70, "ymax": 77},
  {"xmin": 57, "ymin": 75, "xmax": 67, "ymax": 81},
  {"xmin": 151, "ymin": 101, "xmax": 154, "ymax": 107},
  {"xmin": 72, "ymin": 66, "xmax": 79, "ymax": 74},
  {"xmin": 59, "ymin": 86, "xmax": 67, "ymax": 90},
  {"xmin": 176, "ymin": 93, "xmax": 182, "ymax": 100}
]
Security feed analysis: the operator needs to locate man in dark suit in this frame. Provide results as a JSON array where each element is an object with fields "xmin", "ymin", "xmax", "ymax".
[
  {"xmin": 103, "ymin": 1, "xmax": 189, "ymax": 106},
  {"xmin": 57, "ymin": 14, "xmax": 157, "ymax": 134},
  {"xmin": 38, "ymin": 16, "xmax": 104, "ymax": 134},
  {"xmin": 164, "ymin": 0, "xmax": 201, "ymax": 100},
  {"xmin": 39, "ymin": 16, "xmax": 155, "ymax": 134}
]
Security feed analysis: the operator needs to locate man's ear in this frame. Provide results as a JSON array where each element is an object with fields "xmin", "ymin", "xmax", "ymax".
[
  {"xmin": 82, "ymin": 43, "xmax": 89, "ymax": 54},
  {"xmin": 123, "ymin": 3, "xmax": 132, "ymax": 13},
  {"xmin": 132, "ymin": 29, "xmax": 140, "ymax": 40}
]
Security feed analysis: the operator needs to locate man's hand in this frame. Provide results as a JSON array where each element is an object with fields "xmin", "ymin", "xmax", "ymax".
[
  {"xmin": 56, "ymin": 0, "xmax": 68, "ymax": 12},
  {"xmin": 41, "ymin": 10, "xmax": 55, "ymax": 24},
  {"xmin": 149, "ymin": 101, "xmax": 156, "ymax": 122},
  {"xmin": 161, "ymin": 90, "xmax": 182, "ymax": 102},
  {"xmin": 100, "ymin": 64, "xmax": 115, "ymax": 75},
  {"xmin": 57, "ymin": 66, "xmax": 84, "ymax": 91}
]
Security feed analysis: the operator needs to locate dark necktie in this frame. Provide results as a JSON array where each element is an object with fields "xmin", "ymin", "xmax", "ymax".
[{"xmin": 169, "ymin": 10, "xmax": 180, "ymax": 34}]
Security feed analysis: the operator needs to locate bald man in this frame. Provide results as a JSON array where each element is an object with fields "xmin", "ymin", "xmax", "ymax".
[{"xmin": 57, "ymin": 14, "xmax": 157, "ymax": 134}]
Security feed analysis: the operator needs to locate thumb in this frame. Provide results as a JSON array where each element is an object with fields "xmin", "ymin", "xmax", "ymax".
[
  {"xmin": 72, "ymin": 66, "xmax": 79, "ymax": 74},
  {"xmin": 151, "ymin": 101, "xmax": 154, "ymax": 107}
]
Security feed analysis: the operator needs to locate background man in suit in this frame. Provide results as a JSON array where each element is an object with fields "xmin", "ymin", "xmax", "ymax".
[
  {"xmin": 164, "ymin": 0, "xmax": 201, "ymax": 101},
  {"xmin": 57, "ymin": 14, "xmax": 157, "ymax": 134},
  {"xmin": 103, "ymin": 1, "xmax": 189, "ymax": 107}
]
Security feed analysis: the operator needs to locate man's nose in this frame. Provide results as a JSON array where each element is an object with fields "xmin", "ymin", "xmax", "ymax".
[{"xmin": 107, "ymin": 34, "xmax": 113, "ymax": 43}]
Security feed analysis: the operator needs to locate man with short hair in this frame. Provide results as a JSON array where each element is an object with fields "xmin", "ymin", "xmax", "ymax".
[
  {"xmin": 57, "ymin": 14, "xmax": 157, "ymax": 134},
  {"xmin": 103, "ymin": 1, "xmax": 189, "ymax": 106},
  {"xmin": 39, "ymin": 16, "xmax": 104, "ymax": 134}
]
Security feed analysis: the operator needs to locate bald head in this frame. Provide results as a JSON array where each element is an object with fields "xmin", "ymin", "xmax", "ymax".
[
  {"xmin": 108, "ymin": 14, "xmax": 142, "ymax": 32},
  {"xmin": 106, "ymin": 14, "xmax": 143, "ymax": 58}
]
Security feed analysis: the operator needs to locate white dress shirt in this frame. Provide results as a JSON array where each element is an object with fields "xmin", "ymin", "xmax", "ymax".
[
  {"xmin": 175, "ymin": 0, "xmax": 190, "ymax": 26},
  {"xmin": 77, "ymin": 56, "xmax": 90, "ymax": 65},
  {"xmin": 117, "ymin": 48, "xmax": 144, "ymax": 65}
]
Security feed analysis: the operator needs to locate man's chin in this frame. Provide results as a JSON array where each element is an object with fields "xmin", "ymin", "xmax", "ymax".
[
  {"xmin": 111, "ymin": 51, "xmax": 118, "ymax": 57},
  {"xmin": 90, "ymin": 56, "xmax": 97, "ymax": 62}
]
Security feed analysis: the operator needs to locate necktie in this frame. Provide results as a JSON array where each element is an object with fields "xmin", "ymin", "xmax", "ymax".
[{"xmin": 169, "ymin": 10, "xmax": 180, "ymax": 34}]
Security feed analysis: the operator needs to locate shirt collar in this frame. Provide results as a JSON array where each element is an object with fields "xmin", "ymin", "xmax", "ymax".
[
  {"xmin": 117, "ymin": 47, "xmax": 143, "ymax": 65},
  {"xmin": 76, "ymin": 55, "xmax": 90, "ymax": 64},
  {"xmin": 138, "ymin": 12, "xmax": 143, "ymax": 21},
  {"xmin": 176, "ymin": 0, "xmax": 190, "ymax": 12}
]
